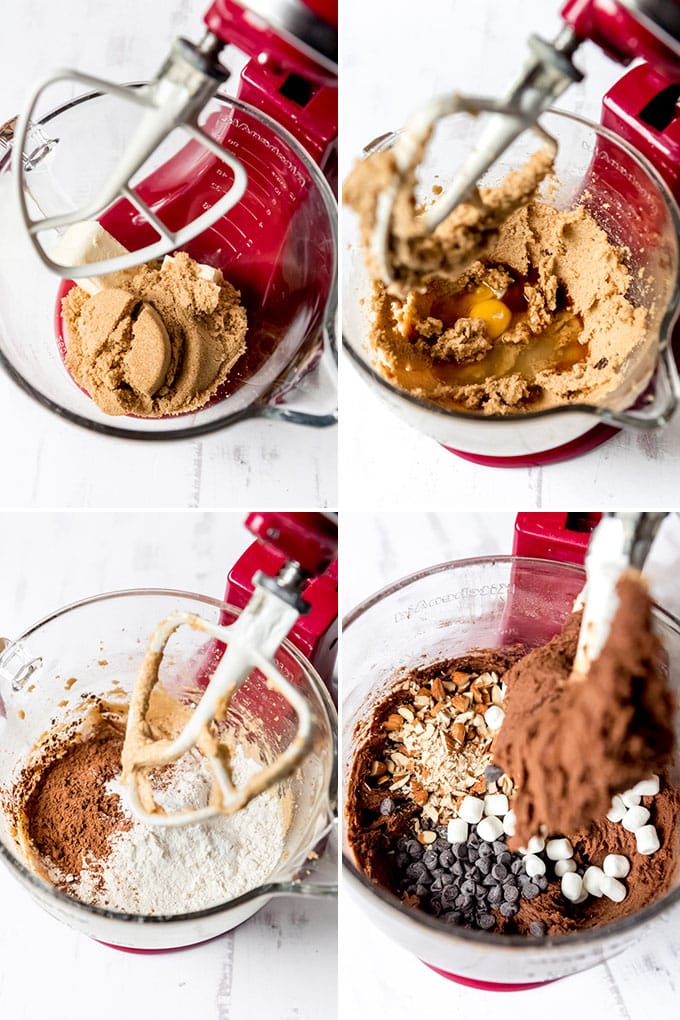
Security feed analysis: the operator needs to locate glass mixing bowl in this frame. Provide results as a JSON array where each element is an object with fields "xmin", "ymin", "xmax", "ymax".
[
  {"xmin": 0, "ymin": 87, "xmax": 337, "ymax": 439},
  {"xmin": 342, "ymin": 109, "xmax": 680, "ymax": 459},
  {"xmin": 0, "ymin": 589, "xmax": 337, "ymax": 951},
  {"xmin": 342, "ymin": 556, "xmax": 680, "ymax": 987}
]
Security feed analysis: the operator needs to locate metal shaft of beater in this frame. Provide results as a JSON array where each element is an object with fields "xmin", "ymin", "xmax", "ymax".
[{"xmin": 424, "ymin": 26, "xmax": 584, "ymax": 232}]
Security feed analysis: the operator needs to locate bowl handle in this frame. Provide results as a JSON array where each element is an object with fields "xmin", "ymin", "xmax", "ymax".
[
  {"xmin": 256, "ymin": 322, "xmax": 338, "ymax": 428},
  {"xmin": 603, "ymin": 345, "xmax": 679, "ymax": 430}
]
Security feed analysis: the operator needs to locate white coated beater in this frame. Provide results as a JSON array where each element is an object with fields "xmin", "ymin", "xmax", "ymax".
[
  {"xmin": 122, "ymin": 567, "xmax": 314, "ymax": 827},
  {"xmin": 572, "ymin": 512, "xmax": 667, "ymax": 678},
  {"xmin": 14, "ymin": 39, "xmax": 248, "ymax": 282}
]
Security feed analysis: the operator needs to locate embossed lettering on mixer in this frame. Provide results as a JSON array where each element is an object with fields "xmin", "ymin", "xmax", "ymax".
[{"xmin": 394, "ymin": 583, "xmax": 511, "ymax": 622}]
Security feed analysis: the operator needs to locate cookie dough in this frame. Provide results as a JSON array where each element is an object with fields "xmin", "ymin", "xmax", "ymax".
[
  {"xmin": 346, "ymin": 609, "xmax": 678, "ymax": 936},
  {"xmin": 345, "ymin": 147, "xmax": 650, "ymax": 415},
  {"xmin": 62, "ymin": 252, "xmax": 247, "ymax": 417},
  {"xmin": 494, "ymin": 570, "xmax": 675, "ymax": 844}
]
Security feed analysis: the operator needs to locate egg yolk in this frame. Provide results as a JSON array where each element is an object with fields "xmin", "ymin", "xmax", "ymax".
[{"xmin": 468, "ymin": 297, "xmax": 512, "ymax": 340}]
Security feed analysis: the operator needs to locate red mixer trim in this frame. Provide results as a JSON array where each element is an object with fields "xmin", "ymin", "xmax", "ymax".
[
  {"xmin": 423, "ymin": 961, "xmax": 554, "ymax": 991},
  {"xmin": 442, "ymin": 423, "xmax": 618, "ymax": 468},
  {"xmin": 513, "ymin": 512, "xmax": 602, "ymax": 565},
  {"xmin": 561, "ymin": 0, "xmax": 680, "ymax": 75},
  {"xmin": 227, "ymin": 512, "xmax": 338, "ymax": 685}
]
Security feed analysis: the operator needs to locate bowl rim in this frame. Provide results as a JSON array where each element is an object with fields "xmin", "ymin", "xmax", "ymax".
[
  {"xmin": 0, "ymin": 587, "xmax": 338, "ymax": 924},
  {"xmin": 341, "ymin": 554, "xmax": 680, "ymax": 951}
]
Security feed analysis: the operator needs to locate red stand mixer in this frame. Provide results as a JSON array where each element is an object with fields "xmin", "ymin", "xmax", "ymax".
[
  {"xmin": 0, "ymin": 2, "xmax": 338, "ymax": 437},
  {"xmin": 343, "ymin": 0, "xmax": 680, "ymax": 467},
  {"xmin": 0, "ymin": 510, "xmax": 338, "ymax": 952},
  {"xmin": 457, "ymin": 0, "xmax": 680, "ymax": 467}
]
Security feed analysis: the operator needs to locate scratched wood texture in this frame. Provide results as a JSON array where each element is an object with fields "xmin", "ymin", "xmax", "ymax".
[
  {"xmin": 0, "ymin": 513, "xmax": 337, "ymax": 1020},
  {"xmin": 340, "ymin": 512, "xmax": 680, "ymax": 1019},
  {"xmin": 339, "ymin": 0, "xmax": 680, "ymax": 509},
  {"xmin": 0, "ymin": 0, "xmax": 337, "ymax": 509}
]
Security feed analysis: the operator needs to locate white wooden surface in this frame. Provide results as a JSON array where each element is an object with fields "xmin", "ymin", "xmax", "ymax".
[
  {"xmin": 0, "ymin": 0, "xmax": 337, "ymax": 509},
  {"xmin": 340, "ymin": 512, "xmax": 680, "ymax": 1018},
  {"xmin": 339, "ymin": 0, "xmax": 680, "ymax": 508},
  {"xmin": 0, "ymin": 512, "xmax": 337, "ymax": 1020}
]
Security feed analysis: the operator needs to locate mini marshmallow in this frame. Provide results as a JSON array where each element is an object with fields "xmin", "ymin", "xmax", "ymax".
[
  {"xmin": 622, "ymin": 789, "xmax": 641, "ymax": 808},
  {"xmin": 477, "ymin": 816, "xmax": 504, "ymax": 842},
  {"xmin": 447, "ymin": 818, "xmax": 469, "ymax": 844},
  {"xmin": 606, "ymin": 795, "xmax": 626, "ymax": 823},
  {"xmin": 458, "ymin": 796, "xmax": 484, "ymax": 824},
  {"xmin": 546, "ymin": 838, "xmax": 573, "ymax": 861},
  {"xmin": 485, "ymin": 706, "xmax": 505, "ymax": 730},
  {"xmin": 603, "ymin": 854, "xmax": 631, "ymax": 879},
  {"xmin": 600, "ymin": 876, "xmax": 627, "ymax": 903},
  {"xmin": 622, "ymin": 806, "xmax": 650, "ymax": 832},
  {"xmin": 555, "ymin": 859, "xmax": 577, "ymax": 877},
  {"xmin": 561, "ymin": 872, "xmax": 584, "ymax": 903},
  {"xmin": 524, "ymin": 854, "xmax": 546, "ymax": 878},
  {"xmin": 632, "ymin": 775, "xmax": 660, "ymax": 797},
  {"xmin": 526, "ymin": 835, "xmax": 545, "ymax": 853},
  {"xmin": 484, "ymin": 793, "xmax": 509, "ymax": 817},
  {"xmin": 582, "ymin": 866, "xmax": 605, "ymax": 898},
  {"xmin": 635, "ymin": 824, "xmax": 660, "ymax": 856},
  {"xmin": 503, "ymin": 810, "xmax": 516, "ymax": 837}
]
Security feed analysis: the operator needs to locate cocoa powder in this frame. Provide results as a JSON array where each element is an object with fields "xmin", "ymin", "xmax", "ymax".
[
  {"xmin": 494, "ymin": 571, "xmax": 675, "ymax": 844},
  {"xmin": 23, "ymin": 722, "xmax": 131, "ymax": 880}
]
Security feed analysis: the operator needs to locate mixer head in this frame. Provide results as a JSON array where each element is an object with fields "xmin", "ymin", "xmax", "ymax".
[{"xmin": 122, "ymin": 562, "xmax": 315, "ymax": 827}]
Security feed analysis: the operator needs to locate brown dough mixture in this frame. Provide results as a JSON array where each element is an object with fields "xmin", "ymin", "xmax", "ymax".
[
  {"xmin": 495, "ymin": 571, "xmax": 676, "ymax": 845},
  {"xmin": 346, "ymin": 622, "xmax": 679, "ymax": 935},
  {"xmin": 343, "ymin": 143, "xmax": 555, "ymax": 293},
  {"xmin": 63, "ymin": 252, "xmax": 247, "ymax": 416},
  {"xmin": 345, "ymin": 147, "xmax": 650, "ymax": 415}
]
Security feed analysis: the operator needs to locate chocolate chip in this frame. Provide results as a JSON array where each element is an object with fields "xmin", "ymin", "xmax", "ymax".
[
  {"xmin": 439, "ymin": 850, "xmax": 454, "ymax": 868},
  {"xmin": 492, "ymin": 863, "xmax": 508, "ymax": 881},
  {"xmin": 478, "ymin": 842, "xmax": 493, "ymax": 857},
  {"xmin": 406, "ymin": 840, "xmax": 422, "ymax": 858},
  {"xmin": 503, "ymin": 885, "xmax": 519, "ymax": 903},
  {"xmin": 453, "ymin": 843, "xmax": 468, "ymax": 860},
  {"xmin": 488, "ymin": 886, "xmax": 503, "ymax": 906},
  {"xmin": 395, "ymin": 852, "xmax": 408, "ymax": 869},
  {"xmin": 536, "ymin": 876, "xmax": 548, "ymax": 891},
  {"xmin": 477, "ymin": 858, "xmax": 491, "ymax": 876},
  {"xmin": 478, "ymin": 913, "xmax": 496, "ymax": 930},
  {"xmin": 443, "ymin": 911, "xmax": 463, "ymax": 924},
  {"xmin": 499, "ymin": 852, "xmax": 512, "ymax": 866},
  {"xmin": 500, "ymin": 901, "xmax": 518, "ymax": 917},
  {"xmin": 430, "ymin": 900, "xmax": 443, "ymax": 916},
  {"xmin": 422, "ymin": 850, "xmax": 439, "ymax": 870},
  {"xmin": 484, "ymin": 765, "xmax": 504, "ymax": 783},
  {"xmin": 379, "ymin": 797, "xmax": 395, "ymax": 816},
  {"xmin": 511, "ymin": 859, "xmax": 524, "ymax": 875},
  {"xmin": 415, "ymin": 883, "xmax": 430, "ymax": 899},
  {"xmin": 441, "ymin": 873, "xmax": 455, "ymax": 886},
  {"xmin": 522, "ymin": 882, "xmax": 540, "ymax": 901},
  {"xmin": 452, "ymin": 862, "xmax": 464, "ymax": 877},
  {"xmin": 529, "ymin": 921, "xmax": 547, "ymax": 937},
  {"xmin": 467, "ymin": 847, "xmax": 479, "ymax": 863},
  {"xmin": 492, "ymin": 841, "xmax": 506, "ymax": 856}
]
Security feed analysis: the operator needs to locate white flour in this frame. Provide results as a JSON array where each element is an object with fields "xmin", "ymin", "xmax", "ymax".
[{"xmin": 75, "ymin": 748, "xmax": 286, "ymax": 915}]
